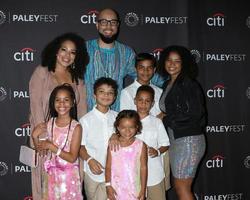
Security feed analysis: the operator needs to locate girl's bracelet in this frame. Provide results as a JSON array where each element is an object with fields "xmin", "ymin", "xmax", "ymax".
[
  {"xmin": 105, "ymin": 182, "xmax": 111, "ymax": 187},
  {"xmin": 56, "ymin": 148, "xmax": 62, "ymax": 156}
]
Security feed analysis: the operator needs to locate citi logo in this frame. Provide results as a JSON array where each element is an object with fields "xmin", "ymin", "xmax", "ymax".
[
  {"xmin": 80, "ymin": 10, "xmax": 98, "ymax": 24},
  {"xmin": 15, "ymin": 123, "xmax": 31, "ymax": 137},
  {"xmin": 207, "ymin": 84, "xmax": 225, "ymax": 98},
  {"xmin": 207, "ymin": 13, "xmax": 225, "ymax": 27},
  {"xmin": 152, "ymin": 48, "xmax": 163, "ymax": 60},
  {"xmin": 206, "ymin": 155, "xmax": 225, "ymax": 168},
  {"xmin": 14, "ymin": 48, "xmax": 35, "ymax": 62},
  {"xmin": 24, "ymin": 196, "xmax": 33, "ymax": 200}
]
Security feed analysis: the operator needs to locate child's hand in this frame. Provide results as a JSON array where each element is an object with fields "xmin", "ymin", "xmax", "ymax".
[
  {"xmin": 106, "ymin": 186, "xmax": 117, "ymax": 200},
  {"xmin": 137, "ymin": 190, "xmax": 145, "ymax": 200},
  {"xmin": 88, "ymin": 159, "xmax": 105, "ymax": 175},
  {"xmin": 148, "ymin": 147, "xmax": 158, "ymax": 158},
  {"xmin": 37, "ymin": 140, "xmax": 53, "ymax": 151},
  {"xmin": 108, "ymin": 133, "xmax": 120, "ymax": 152}
]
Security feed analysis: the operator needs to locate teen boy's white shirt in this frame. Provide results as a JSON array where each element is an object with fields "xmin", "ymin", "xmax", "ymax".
[
  {"xmin": 136, "ymin": 115, "xmax": 170, "ymax": 186},
  {"xmin": 80, "ymin": 107, "xmax": 117, "ymax": 182},
  {"xmin": 120, "ymin": 80, "xmax": 162, "ymax": 116}
]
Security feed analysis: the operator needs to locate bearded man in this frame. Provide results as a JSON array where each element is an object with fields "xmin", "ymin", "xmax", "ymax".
[{"xmin": 84, "ymin": 8, "xmax": 136, "ymax": 111}]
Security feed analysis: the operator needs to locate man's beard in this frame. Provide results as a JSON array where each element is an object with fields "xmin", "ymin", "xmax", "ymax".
[{"xmin": 98, "ymin": 32, "xmax": 118, "ymax": 44}]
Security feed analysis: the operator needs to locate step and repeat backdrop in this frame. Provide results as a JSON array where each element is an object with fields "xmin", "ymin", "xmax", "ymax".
[{"xmin": 0, "ymin": 0, "xmax": 249, "ymax": 199}]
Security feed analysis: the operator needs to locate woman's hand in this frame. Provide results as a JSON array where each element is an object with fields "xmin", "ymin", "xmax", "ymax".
[
  {"xmin": 106, "ymin": 186, "xmax": 117, "ymax": 200},
  {"xmin": 108, "ymin": 133, "xmax": 120, "ymax": 152},
  {"xmin": 32, "ymin": 123, "xmax": 48, "ymax": 156},
  {"xmin": 156, "ymin": 112, "xmax": 166, "ymax": 120},
  {"xmin": 32, "ymin": 123, "xmax": 47, "ymax": 139}
]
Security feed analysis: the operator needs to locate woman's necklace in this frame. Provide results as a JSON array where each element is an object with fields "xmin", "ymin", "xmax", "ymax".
[{"xmin": 52, "ymin": 68, "xmax": 72, "ymax": 85}]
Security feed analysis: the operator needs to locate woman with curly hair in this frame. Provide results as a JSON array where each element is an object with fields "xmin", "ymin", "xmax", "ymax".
[
  {"xmin": 158, "ymin": 45, "xmax": 206, "ymax": 200},
  {"xmin": 29, "ymin": 32, "xmax": 89, "ymax": 200}
]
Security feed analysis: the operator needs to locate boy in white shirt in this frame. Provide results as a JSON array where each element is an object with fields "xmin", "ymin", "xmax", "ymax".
[
  {"xmin": 120, "ymin": 53, "xmax": 162, "ymax": 117},
  {"xmin": 120, "ymin": 53, "xmax": 170, "ymax": 191},
  {"xmin": 135, "ymin": 85, "xmax": 170, "ymax": 200},
  {"xmin": 79, "ymin": 77, "xmax": 118, "ymax": 200}
]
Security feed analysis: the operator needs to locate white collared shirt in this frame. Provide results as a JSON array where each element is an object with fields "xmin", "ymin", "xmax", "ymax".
[
  {"xmin": 136, "ymin": 115, "xmax": 170, "ymax": 186},
  {"xmin": 80, "ymin": 107, "xmax": 117, "ymax": 182},
  {"xmin": 120, "ymin": 80, "xmax": 162, "ymax": 116}
]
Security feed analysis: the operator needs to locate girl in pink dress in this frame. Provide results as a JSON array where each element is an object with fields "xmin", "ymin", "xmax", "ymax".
[
  {"xmin": 105, "ymin": 110, "xmax": 148, "ymax": 200},
  {"xmin": 32, "ymin": 84, "xmax": 83, "ymax": 200}
]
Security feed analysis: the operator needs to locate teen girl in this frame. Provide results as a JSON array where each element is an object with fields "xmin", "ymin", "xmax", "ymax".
[{"xmin": 32, "ymin": 84, "xmax": 83, "ymax": 200}]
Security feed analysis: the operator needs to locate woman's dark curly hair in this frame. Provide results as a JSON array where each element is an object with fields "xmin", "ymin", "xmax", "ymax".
[
  {"xmin": 114, "ymin": 110, "xmax": 142, "ymax": 135},
  {"xmin": 41, "ymin": 32, "xmax": 89, "ymax": 84},
  {"xmin": 157, "ymin": 45, "xmax": 198, "ymax": 80}
]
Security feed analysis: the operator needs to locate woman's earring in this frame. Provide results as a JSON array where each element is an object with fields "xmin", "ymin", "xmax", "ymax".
[{"xmin": 71, "ymin": 63, "xmax": 75, "ymax": 69}]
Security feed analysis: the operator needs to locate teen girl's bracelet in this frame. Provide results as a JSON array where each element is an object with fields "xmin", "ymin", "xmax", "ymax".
[
  {"xmin": 56, "ymin": 148, "xmax": 62, "ymax": 156},
  {"xmin": 157, "ymin": 149, "xmax": 161, "ymax": 156},
  {"xmin": 105, "ymin": 182, "xmax": 111, "ymax": 187},
  {"xmin": 86, "ymin": 156, "xmax": 93, "ymax": 164}
]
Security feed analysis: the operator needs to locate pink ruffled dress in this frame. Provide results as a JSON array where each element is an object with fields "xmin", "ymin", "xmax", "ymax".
[
  {"xmin": 43, "ymin": 118, "xmax": 83, "ymax": 200},
  {"xmin": 111, "ymin": 138, "xmax": 143, "ymax": 200}
]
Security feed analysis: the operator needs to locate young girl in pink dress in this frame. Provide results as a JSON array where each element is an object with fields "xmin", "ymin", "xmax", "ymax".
[
  {"xmin": 32, "ymin": 84, "xmax": 83, "ymax": 200},
  {"xmin": 105, "ymin": 110, "xmax": 148, "ymax": 200}
]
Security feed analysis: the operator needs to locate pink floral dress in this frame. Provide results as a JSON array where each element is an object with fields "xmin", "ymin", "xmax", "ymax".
[
  {"xmin": 111, "ymin": 138, "xmax": 143, "ymax": 200},
  {"xmin": 43, "ymin": 118, "xmax": 83, "ymax": 200}
]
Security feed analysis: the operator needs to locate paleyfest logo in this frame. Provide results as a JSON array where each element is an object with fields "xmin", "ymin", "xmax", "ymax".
[
  {"xmin": 190, "ymin": 49, "xmax": 201, "ymax": 63},
  {"xmin": 0, "ymin": 86, "xmax": 7, "ymax": 101},
  {"xmin": 0, "ymin": 10, "xmax": 6, "ymax": 25},
  {"xmin": 124, "ymin": 12, "xmax": 187, "ymax": 26},
  {"xmin": 195, "ymin": 193, "xmax": 243, "ymax": 200},
  {"xmin": 206, "ymin": 125, "xmax": 245, "ymax": 134},
  {"xmin": 246, "ymin": 87, "xmax": 250, "ymax": 99},
  {"xmin": 124, "ymin": 12, "xmax": 140, "ymax": 27},
  {"xmin": 244, "ymin": 156, "xmax": 250, "ymax": 169},
  {"xmin": 80, "ymin": 10, "xmax": 98, "ymax": 24},
  {"xmin": 0, "ymin": 161, "xmax": 8, "ymax": 176},
  {"xmin": 190, "ymin": 49, "xmax": 246, "ymax": 63}
]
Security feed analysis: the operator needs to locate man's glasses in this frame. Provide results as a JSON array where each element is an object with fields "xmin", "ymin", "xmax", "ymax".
[{"xmin": 98, "ymin": 19, "xmax": 119, "ymax": 26}]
